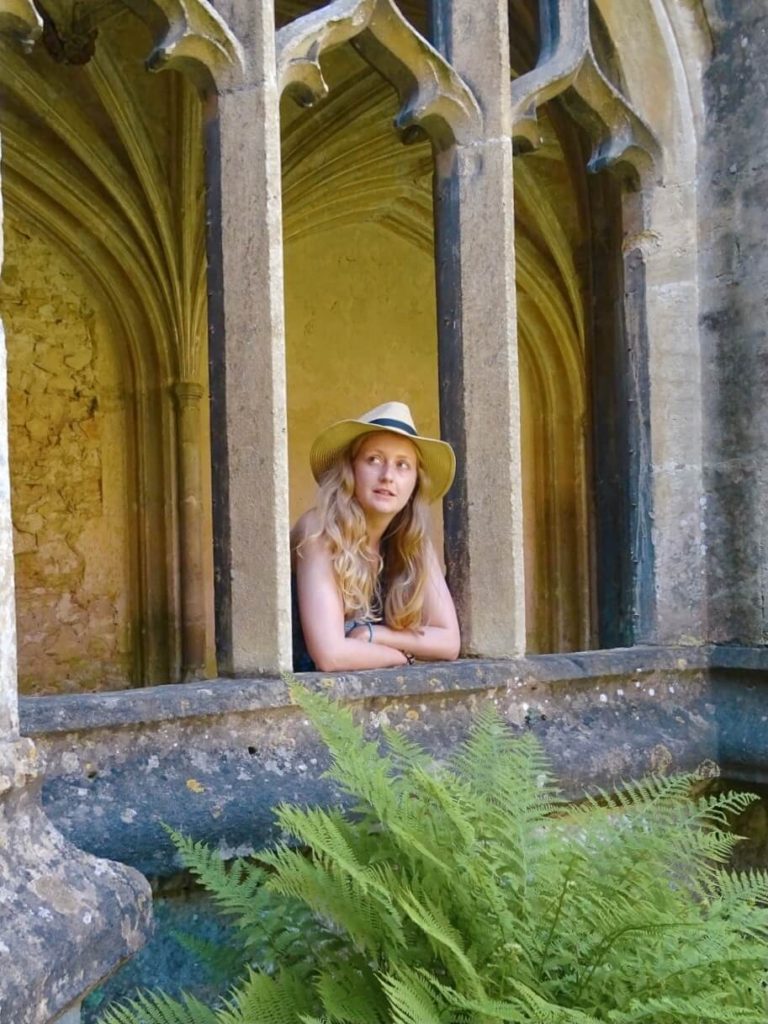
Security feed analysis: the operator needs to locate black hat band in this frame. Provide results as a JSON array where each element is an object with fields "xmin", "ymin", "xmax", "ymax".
[{"xmin": 368, "ymin": 417, "xmax": 418, "ymax": 436}]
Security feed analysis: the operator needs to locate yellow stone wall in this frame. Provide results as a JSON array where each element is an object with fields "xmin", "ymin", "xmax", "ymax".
[
  {"xmin": 1, "ymin": 223, "xmax": 132, "ymax": 694},
  {"xmin": 285, "ymin": 222, "xmax": 442, "ymax": 546}
]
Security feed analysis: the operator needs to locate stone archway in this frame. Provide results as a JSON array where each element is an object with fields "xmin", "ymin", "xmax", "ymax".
[{"xmin": 0, "ymin": 1, "xmax": 224, "ymax": 690}]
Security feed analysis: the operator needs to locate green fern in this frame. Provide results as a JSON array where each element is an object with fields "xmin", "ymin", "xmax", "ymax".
[
  {"xmin": 98, "ymin": 990, "xmax": 219, "ymax": 1024},
  {"xmin": 100, "ymin": 683, "xmax": 768, "ymax": 1024}
]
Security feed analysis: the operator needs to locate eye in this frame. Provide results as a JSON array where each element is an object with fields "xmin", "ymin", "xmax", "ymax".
[
  {"xmin": 367, "ymin": 454, "xmax": 382, "ymax": 465},
  {"xmin": 397, "ymin": 459, "xmax": 412, "ymax": 471}
]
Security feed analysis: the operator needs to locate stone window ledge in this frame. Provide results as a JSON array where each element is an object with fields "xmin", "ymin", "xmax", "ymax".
[{"xmin": 19, "ymin": 645, "xmax": 720, "ymax": 736}]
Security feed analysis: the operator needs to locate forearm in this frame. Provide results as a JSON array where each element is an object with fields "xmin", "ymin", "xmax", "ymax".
[
  {"xmin": 311, "ymin": 637, "xmax": 407, "ymax": 672},
  {"xmin": 369, "ymin": 624, "xmax": 460, "ymax": 662}
]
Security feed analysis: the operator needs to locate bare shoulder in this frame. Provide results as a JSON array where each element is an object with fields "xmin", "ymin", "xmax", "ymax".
[{"xmin": 291, "ymin": 509, "xmax": 327, "ymax": 561}]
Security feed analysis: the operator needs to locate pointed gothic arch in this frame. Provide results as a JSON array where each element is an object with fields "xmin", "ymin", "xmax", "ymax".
[
  {"xmin": 0, "ymin": 0, "xmax": 242, "ymax": 689},
  {"xmin": 509, "ymin": 0, "xmax": 706, "ymax": 647}
]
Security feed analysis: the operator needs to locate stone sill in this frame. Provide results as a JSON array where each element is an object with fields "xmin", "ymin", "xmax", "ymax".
[{"xmin": 19, "ymin": 644, "xmax": 722, "ymax": 736}]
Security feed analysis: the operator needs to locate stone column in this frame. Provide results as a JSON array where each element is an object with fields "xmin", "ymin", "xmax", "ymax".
[
  {"xmin": 206, "ymin": 0, "xmax": 291, "ymax": 676},
  {"xmin": 700, "ymin": 0, "xmax": 768, "ymax": 647},
  {"xmin": 430, "ymin": 0, "xmax": 526, "ymax": 657},
  {"xmin": 173, "ymin": 381, "xmax": 207, "ymax": 678},
  {"xmin": 0, "ymin": 129, "xmax": 151, "ymax": 1022}
]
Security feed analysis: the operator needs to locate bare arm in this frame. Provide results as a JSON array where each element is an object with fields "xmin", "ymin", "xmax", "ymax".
[
  {"xmin": 295, "ymin": 526, "xmax": 407, "ymax": 672},
  {"xmin": 350, "ymin": 541, "xmax": 460, "ymax": 661}
]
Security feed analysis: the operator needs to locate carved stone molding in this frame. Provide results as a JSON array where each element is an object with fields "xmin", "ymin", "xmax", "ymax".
[
  {"xmin": 1, "ymin": 0, "xmax": 243, "ymax": 87},
  {"xmin": 277, "ymin": 0, "xmax": 482, "ymax": 150},
  {"xmin": 0, "ymin": 0, "xmax": 42, "ymax": 49},
  {"xmin": 132, "ymin": 0, "xmax": 244, "ymax": 88},
  {"xmin": 510, "ymin": 0, "xmax": 660, "ymax": 182}
]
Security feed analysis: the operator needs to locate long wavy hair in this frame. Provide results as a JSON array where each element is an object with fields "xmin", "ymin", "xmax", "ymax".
[{"xmin": 306, "ymin": 438, "xmax": 432, "ymax": 630}]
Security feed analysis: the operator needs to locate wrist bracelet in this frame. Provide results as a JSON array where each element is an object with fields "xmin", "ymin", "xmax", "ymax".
[
  {"xmin": 366, "ymin": 621, "xmax": 374, "ymax": 643},
  {"xmin": 405, "ymin": 652, "xmax": 415, "ymax": 665}
]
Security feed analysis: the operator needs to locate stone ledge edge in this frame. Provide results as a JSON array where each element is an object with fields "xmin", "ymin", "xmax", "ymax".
[{"xmin": 16, "ymin": 644, "xmax": 731, "ymax": 736}]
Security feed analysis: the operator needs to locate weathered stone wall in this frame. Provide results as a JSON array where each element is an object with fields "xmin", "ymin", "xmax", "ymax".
[
  {"xmin": 701, "ymin": 0, "xmax": 768, "ymax": 645},
  {"xmin": 0, "ymin": 224, "xmax": 131, "ymax": 695},
  {"xmin": 23, "ymin": 648, "xmax": 721, "ymax": 878}
]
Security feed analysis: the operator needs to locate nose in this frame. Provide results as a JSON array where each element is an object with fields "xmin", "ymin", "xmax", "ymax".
[{"xmin": 379, "ymin": 461, "xmax": 394, "ymax": 481}]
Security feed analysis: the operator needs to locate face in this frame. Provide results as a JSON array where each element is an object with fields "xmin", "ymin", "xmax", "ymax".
[{"xmin": 352, "ymin": 432, "xmax": 419, "ymax": 523}]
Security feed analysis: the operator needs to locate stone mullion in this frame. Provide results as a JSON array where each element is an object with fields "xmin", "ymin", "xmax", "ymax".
[
  {"xmin": 173, "ymin": 381, "xmax": 207, "ymax": 679},
  {"xmin": 207, "ymin": 0, "xmax": 291, "ymax": 675},
  {"xmin": 431, "ymin": 0, "xmax": 526, "ymax": 656}
]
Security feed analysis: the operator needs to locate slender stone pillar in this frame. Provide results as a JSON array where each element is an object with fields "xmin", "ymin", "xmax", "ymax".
[
  {"xmin": 700, "ymin": 0, "xmax": 768, "ymax": 647},
  {"xmin": 173, "ymin": 381, "xmax": 207, "ymax": 678},
  {"xmin": 206, "ymin": 0, "xmax": 291, "ymax": 675},
  {"xmin": 431, "ymin": 0, "xmax": 526, "ymax": 656}
]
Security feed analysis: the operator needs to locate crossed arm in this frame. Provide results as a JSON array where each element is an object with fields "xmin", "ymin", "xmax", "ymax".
[{"xmin": 294, "ymin": 530, "xmax": 460, "ymax": 672}]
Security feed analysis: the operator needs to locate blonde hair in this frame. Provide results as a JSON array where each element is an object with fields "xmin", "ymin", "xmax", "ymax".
[{"xmin": 306, "ymin": 439, "xmax": 432, "ymax": 630}]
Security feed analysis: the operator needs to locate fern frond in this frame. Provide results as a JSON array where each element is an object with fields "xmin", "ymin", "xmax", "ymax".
[
  {"xmin": 315, "ymin": 962, "xmax": 388, "ymax": 1023},
  {"xmin": 691, "ymin": 788, "xmax": 760, "ymax": 827},
  {"xmin": 218, "ymin": 968, "xmax": 316, "ymax": 1024},
  {"xmin": 709, "ymin": 866, "xmax": 768, "ymax": 907},
  {"xmin": 505, "ymin": 977, "xmax": 603, "ymax": 1023},
  {"xmin": 164, "ymin": 827, "xmax": 268, "ymax": 928},
  {"xmin": 378, "ymin": 968, "xmax": 447, "ymax": 1024},
  {"xmin": 394, "ymin": 886, "xmax": 481, "ymax": 995},
  {"xmin": 273, "ymin": 804, "xmax": 390, "ymax": 899},
  {"xmin": 382, "ymin": 727, "xmax": 433, "ymax": 773},
  {"xmin": 261, "ymin": 842, "xmax": 405, "ymax": 953},
  {"xmin": 406, "ymin": 766, "xmax": 477, "ymax": 850},
  {"xmin": 289, "ymin": 684, "xmax": 398, "ymax": 819},
  {"xmin": 98, "ymin": 991, "xmax": 218, "ymax": 1024},
  {"xmin": 622, "ymin": 992, "xmax": 768, "ymax": 1022},
  {"xmin": 455, "ymin": 710, "xmax": 560, "ymax": 818}
]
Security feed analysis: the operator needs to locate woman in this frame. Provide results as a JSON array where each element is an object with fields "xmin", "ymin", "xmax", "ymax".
[{"xmin": 291, "ymin": 401, "xmax": 461, "ymax": 672}]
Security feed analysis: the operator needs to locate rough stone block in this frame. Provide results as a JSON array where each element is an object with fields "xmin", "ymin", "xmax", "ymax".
[{"xmin": 0, "ymin": 740, "xmax": 152, "ymax": 1024}]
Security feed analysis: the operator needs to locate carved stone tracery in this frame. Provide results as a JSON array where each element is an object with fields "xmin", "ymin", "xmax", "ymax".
[
  {"xmin": 0, "ymin": 0, "xmax": 243, "ymax": 85},
  {"xmin": 511, "ymin": 0, "xmax": 661, "ymax": 182},
  {"xmin": 126, "ymin": 0, "xmax": 244, "ymax": 86},
  {"xmin": 276, "ymin": 0, "xmax": 482, "ymax": 150}
]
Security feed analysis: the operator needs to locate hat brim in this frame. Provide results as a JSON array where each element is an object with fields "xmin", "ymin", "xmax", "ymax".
[{"xmin": 310, "ymin": 420, "xmax": 456, "ymax": 503}]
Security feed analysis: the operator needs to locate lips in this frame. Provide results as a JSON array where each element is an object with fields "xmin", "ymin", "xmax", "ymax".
[{"xmin": 373, "ymin": 488, "xmax": 396, "ymax": 497}]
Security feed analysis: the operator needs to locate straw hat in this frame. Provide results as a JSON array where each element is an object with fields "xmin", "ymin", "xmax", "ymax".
[{"xmin": 309, "ymin": 401, "xmax": 456, "ymax": 503}]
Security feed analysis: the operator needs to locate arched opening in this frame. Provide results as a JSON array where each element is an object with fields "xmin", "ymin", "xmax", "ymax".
[
  {"xmin": 277, "ymin": 2, "xmax": 460, "ymax": 673},
  {"xmin": 508, "ymin": 0, "xmax": 701, "ymax": 653},
  {"xmin": 0, "ymin": 3, "xmax": 217, "ymax": 692},
  {"xmin": 509, "ymin": 0, "xmax": 595, "ymax": 652}
]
